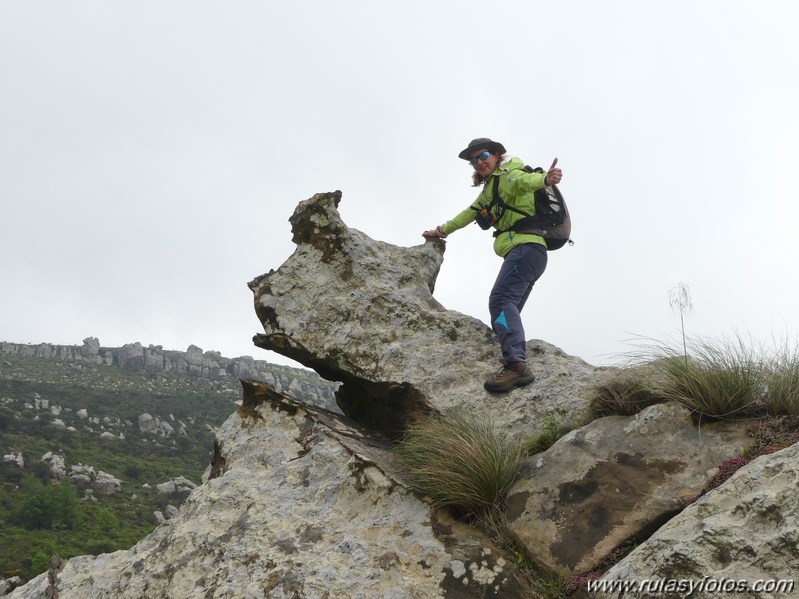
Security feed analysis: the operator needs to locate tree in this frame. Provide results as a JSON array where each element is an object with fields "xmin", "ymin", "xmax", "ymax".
[
  {"xmin": 94, "ymin": 507, "xmax": 120, "ymax": 534},
  {"xmin": 17, "ymin": 476, "xmax": 82, "ymax": 530}
]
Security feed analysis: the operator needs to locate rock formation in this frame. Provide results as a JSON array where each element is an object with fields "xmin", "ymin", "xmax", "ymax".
[
  {"xmin": 7, "ymin": 381, "xmax": 536, "ymax": 598},
  {"xmin": 8, "ymin": 190, "xmax": 796, "ymax": 598},
  {"xmin": 506, "ymin": 403, "xmax": 751, "ymax": 576},
  {"xmin": 248, "ymin": 191, "xmax": 600, "ymax": 438},
  {"xmin": 595, "ymin": 441, "xmax": 799, "ymax": 597}
]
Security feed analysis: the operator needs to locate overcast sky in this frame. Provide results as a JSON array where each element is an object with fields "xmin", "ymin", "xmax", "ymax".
[{"xmin": 2, "ymin": 1, "xmax": 798, "ymax": 370}]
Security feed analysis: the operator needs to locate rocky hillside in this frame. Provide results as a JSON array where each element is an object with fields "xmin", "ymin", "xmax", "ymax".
[
  {"xmin": 0, "ymin": 339, "xmax": 338, "ymax": 411},
  {"xmin": 0, "ymin": 340, "xmax": 338, "ymax": 588},
  {"xmin": 5, "ymin": 191, "xmax": 797, "ymax": 598}
]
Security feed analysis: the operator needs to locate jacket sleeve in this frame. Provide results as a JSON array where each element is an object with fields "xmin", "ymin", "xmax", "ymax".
[
  {"xmin": 440, "ymin": 204, "xmax": 478, "ymax": 235},
  {"xmin": 507, "ymin": 169, "xmax": 547, "ymax": 195}
]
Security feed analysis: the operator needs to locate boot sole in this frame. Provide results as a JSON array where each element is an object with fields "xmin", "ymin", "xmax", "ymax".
[{"xmin": 483, "ymin": 373, "xmax": 536, "ymax": 393}]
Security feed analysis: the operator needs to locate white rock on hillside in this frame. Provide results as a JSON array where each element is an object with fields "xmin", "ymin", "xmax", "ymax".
[
  {"xmin": 93, "ymin": 471, "xmax": 122, "ymax": 496},
  {"xmin": 137, "ymin": 413, "xmax": 158, "ymax": 433},
  {"xmin": 3, "ymin": 452, "xmax": 24, "ymax": 469},
  {"xmin": 40, "ymin": 452, "xmax": 66, "ymax": 479}
]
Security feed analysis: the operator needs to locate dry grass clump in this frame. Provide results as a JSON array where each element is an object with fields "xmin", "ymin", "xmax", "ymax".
[
  {"xmin": 655, "ymin": 337, "xmax": 768, "ymax": 419},
  {"xmin": 597, "ymin": 335, "xmax": 785, "ymax": 420},
  {"xmin": 393, "ymin": 409, "xmax": 525, "ymax": 518},
  {"xmin": 765, "ymin": 344, "xmax": 799, "ymax": 415},
  {"xmin": 589, "ymin": 374, "xmax": 663, "ymax": 418}
]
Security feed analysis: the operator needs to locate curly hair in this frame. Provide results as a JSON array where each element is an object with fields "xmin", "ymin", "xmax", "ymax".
[{"xmin": 471, "ymin": 153, "xmax": 506, "ymax": 187}]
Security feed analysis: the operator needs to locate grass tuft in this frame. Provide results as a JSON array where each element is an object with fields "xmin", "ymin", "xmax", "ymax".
[
  {"xmin": 393, "ymin": 409, "xmax": 525, "ymax": 518},
  {"xmin": 589, "ymin": 375, "xmax": 663, "ymax": 418},
  {"xmin": 765, "ymin": 343, "xmax": 799, "ymax": 416},
  {"xmin": 610, "ymin": 335, "xmax": 771, "ymax": 421}
]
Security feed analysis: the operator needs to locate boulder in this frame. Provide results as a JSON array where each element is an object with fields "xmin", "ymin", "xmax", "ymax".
[
  {"xmin": 80, "ymin": 337, "xmax": 100, "ymax": 363},
  {"xmin": 596, "ymin": 441, "xmax": 799, "ymax": 597},
  {"xmin": 156, "ymin": 476, "xmax": 197, "ymax": 496},
  {"xmin": 158, "ymin": 421, "xmax": 175, "ymax": 437},
  {"xmin": 137, "ymin": 413, "xmax": 158, "ymax": 434},
  {"xmin": 3, "ymin": 452, "xmax": 24, "ymax": 469},
  {"xmin": 69, "ymin": 474, "xmax": 92, "ymax": 488},
  {"xmin": 505, "ymin": 403, "xmax": 752, "ymax": 576},
  {"xmin": 0, "ymin": 576, "xmax": 22, "ymax": 595},
  {"xmin": 93, "ymin": 471, "xmax": 122, "ymax": 496},
  {"xmin": 118, "ymin": 342, "xmax": 145, "ymax": 371},
  {"xmin": 40, "ymin": 452, "xmax": 66, "ymax": 479}
]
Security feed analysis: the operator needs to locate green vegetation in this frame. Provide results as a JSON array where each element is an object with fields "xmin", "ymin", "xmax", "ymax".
[
  {"xmin": 655, "ymin": 337, "xmax": 767, "ymax": 419},
  {"xmin": 523, "ymin": 416, "xmax": 577, "ymax": 455},
  {"xmin": 765, "ymin": 343, "xmax": 799, "ymax": 416},
  {"xmin": 0, "ymin": 352, "xmax": 241, "ymax": 583},
  {"xmin": 589, "ymin": 335, "xmax": 799, "ymax": 421},
  {"xmin": 394, "ymin": 409, "xmax": 525, "ymax": 519}
]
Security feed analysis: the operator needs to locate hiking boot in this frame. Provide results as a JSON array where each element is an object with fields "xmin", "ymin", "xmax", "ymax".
[{"xmin": 483, "ymin": 362, "xmax": 536, "ymax": 393}]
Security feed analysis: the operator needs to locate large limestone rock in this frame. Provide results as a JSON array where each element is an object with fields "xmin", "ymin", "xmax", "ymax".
[
  {"xmin": 505, "ymin": 403, "xmax": 752, "ymax": 576},
  {"xmin": 249, "ymin": 191, "xmax": 602, "ymax": 437},
  {"xmin": 93, "ymin": 471, "xmax": 122, "ymax": 496},
  {"xmin": 40, "ymin": 451, "xmax": 66, "ymax": 479},
  {"xmin": 137, "ymin": 413, "xmax": 157, "ymax": 434},
  {"xmin": 596, "ymin": 441, "xmax": 799, "ymax": 598},
  {"xmin": 8, "ymin": 380, "xmax": 535, "ymax": 598}
]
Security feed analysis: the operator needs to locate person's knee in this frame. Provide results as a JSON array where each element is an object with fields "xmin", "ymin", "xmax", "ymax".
[{"xmin": 488, "ymin": 295, "xmax": 506, "ymax": 318}]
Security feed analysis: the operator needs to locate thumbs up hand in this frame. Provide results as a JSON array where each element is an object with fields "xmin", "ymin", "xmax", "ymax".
[{"xmin": 545, "ymin": 157, "xmax": 562, "ymax": 186}]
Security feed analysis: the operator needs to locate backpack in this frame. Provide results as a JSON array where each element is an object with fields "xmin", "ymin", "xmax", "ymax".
[{"xmin": 478, "ymin": 166, "xmax": 573, "ymax": 250}]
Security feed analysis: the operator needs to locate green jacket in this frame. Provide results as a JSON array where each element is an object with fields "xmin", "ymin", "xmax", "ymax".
[{"xmin": 440, "ymin": 156, "xmax": 548, "ymax": 257}]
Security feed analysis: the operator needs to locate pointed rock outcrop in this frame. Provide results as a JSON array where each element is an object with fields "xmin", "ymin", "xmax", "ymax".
[{"xmin": 249, "ymin": 191, "xmax": 601, "ymax": 437}]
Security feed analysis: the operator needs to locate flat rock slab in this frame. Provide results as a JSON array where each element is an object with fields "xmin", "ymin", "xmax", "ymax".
[
  {"xmin": 596, "ymin": 440, "xmax": 799, "ymax": 598},
  {"xmin": 505, "ymin": 403, "xmax": 752, "ymax": 576}
]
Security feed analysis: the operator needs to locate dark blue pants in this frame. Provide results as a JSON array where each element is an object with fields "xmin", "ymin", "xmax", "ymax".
[{"xmin": 488, "ymin": 243, "xmax": 547, "ymax": 364}]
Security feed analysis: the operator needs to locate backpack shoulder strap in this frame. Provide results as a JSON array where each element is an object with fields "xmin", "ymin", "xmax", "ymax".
[{"xmin": 491, "ymin": 174, "xmax": 531, "ymax": 217}]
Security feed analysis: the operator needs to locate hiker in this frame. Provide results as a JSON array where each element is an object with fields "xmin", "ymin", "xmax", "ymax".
[{"xmin": 422, "ymin": 137, "xmax": 563, "ymax": 393}]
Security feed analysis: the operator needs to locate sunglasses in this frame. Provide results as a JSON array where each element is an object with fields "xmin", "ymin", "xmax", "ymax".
[{"xmin": 469, "ymin": 151, "xmax": 492, "ymax": 165}]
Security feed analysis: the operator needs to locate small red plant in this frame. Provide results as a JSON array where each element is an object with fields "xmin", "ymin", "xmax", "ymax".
[{"xmin": 703, "ymin": 456, "xmax": 750, "ymax": 492}]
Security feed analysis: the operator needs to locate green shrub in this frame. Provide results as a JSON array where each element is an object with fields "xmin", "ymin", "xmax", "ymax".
[
  {"xmin": 523, "ymin": 417, "xmax": 575, "ymax": 455},
  {"xmin": 394, "ymin": 410, "xmax": 525, "ymax": 518},
  {"xmin": 30, "ymin": 543, "xmax": 58, "ymax": 575}
]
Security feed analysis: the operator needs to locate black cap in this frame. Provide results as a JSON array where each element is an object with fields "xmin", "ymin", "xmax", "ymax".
[{"xmin": 458, "ymin": 137, "xmax": 507, "ymax": 160}]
